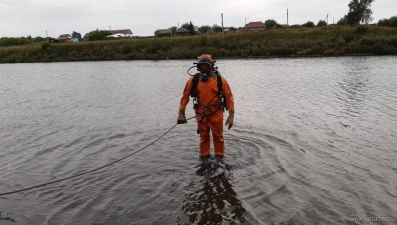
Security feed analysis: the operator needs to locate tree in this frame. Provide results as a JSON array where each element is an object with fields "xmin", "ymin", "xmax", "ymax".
[
  {"xmin": 346, "ymin": 0, "xmax": 375, "ymax": 25},
  {"xmin": 303, "ymin": 21, "xmax": 315, "ymax": 27},
  {"xmin": 200, "ymin": 25, "xmax": 211, "ymax": 34},
  {"xmin": 337, "ymin": 16, "xmax": 348, "ymax": 25},
  {"xmin": 264, "ymin": 19, "xmax": 278, "ymax": 28},
  {"xmin": 71, "ymin": 31, "xmax": 81, "ymax": 38},
  {"xmin": 390, "ymin": 16, "xmax": 397, "ymax": 27},
  {"xmin": 89, "ymin": 29, "xmax": 112, "ymax": 41},
  {"xmin": 377, "ymin": 18, "xmax": 390, "ymax": 26},
  {"xmin": 181, "ymin": 21, "xmax": 196, "ymax": 35},
  {"xmin": 228, "ymin": 27, "xmax": 237, "ymax": 31},
  {"xmin": 377, "ymin": 16, "xmax": 397, "ymax": 27},
  {"xmin": 33, "ymin": 36, "xmax": 46, "ymax": 42},
  {"xmin": 212, "ymin": 24, "xmax": 222, "ymax": 33},
  {"xmin": 169, "ymin": 26, "xmax": 177, "ymax": 36},
  {"xmin": 317, "ymin": 20, "xmax": 327, "ymax": 26}
]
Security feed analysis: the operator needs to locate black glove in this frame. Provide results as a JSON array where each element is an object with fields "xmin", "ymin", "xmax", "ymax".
[
  {"xmin": 225, "ymin": 110, "xmax": 234, "ymax": 129},
  {"xmin": 177, "ymin": 109, "xmax": 187, "ymax": 124}
]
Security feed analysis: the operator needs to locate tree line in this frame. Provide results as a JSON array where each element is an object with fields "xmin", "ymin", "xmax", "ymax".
[{"xmin": 1, "ymin": 0, "xmax": 396, "ymax": 46}]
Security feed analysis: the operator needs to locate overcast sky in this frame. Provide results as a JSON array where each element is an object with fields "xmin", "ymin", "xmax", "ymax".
[{"xmin": 0, "ymin": 0, "xmax": 395, "ymax": 38}]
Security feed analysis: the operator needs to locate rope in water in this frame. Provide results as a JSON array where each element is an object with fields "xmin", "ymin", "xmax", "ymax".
[{"xmin": 0, "ymin": 116, "xmax": 195, "ymax": 197}]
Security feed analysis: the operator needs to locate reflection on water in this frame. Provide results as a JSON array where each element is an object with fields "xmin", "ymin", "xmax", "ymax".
[
  {"xmin": 338, "ymin": 57, "xmax": 371, "ymax": 118},
  {"xmin": 180, "ymin": 158, "xmax": 247, "ymax": 225}
]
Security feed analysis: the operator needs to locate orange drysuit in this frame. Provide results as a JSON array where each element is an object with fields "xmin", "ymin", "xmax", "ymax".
[{"xmin": 179, "ymin": 75, "xmax": 234, "ymax": 156}]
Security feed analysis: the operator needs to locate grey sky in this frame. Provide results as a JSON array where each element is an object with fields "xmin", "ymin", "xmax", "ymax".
[{"xmin": 0, "ymin": 0, "xmax": 395, "ymax": 38}]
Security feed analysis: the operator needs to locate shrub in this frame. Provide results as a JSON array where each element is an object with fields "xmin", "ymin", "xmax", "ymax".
[
  {"xmin": 270, "ymin": 48, "xmax": 293, "ymax": 56},
  {"xmin": 41, "ymin": 42, "xmax": 51, "ymax": 50},
  {"xmin": 317, "ymin": 20, "xmax": 327, "ymax": 26},
  {"xmin": 343, "ymin": 33, "xmax": 355, "ymax": 43},
  {"xmin": 371, "ymin": 42, "xmax": 396, "ymax": 55},
  {"xmin": 303, "ymin": 21, "xmax": 315, "ymax": 28},
  {"xmin": 378, "ymin": 18, "xmax": 390, "ymax": 26},
  {"xmin": 200, "ymin": 35, "xmax": 208, "ymax": 46},
  {"xmin": 389, "ymin": 16, "xmax": 397, "ymax": 27},
  {"xmin": 120, "ymin": 44, "xmax": 132, "ymax": 54},
  {"xmin": 387, "ymin": 37, "xmax": 397, "ymax": 47},
  {"xmin": 355, "ymin": 25, "xmax": 368, "ymax": 34},
  {"xmin": 336, "ymin": 39, "xmax": 346, "ymax": 48}
]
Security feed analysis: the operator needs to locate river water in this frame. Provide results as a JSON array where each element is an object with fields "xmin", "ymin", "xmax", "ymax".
[{"xmin": 0, "ymin": 57, "xmax": 396, "ymax": 225}]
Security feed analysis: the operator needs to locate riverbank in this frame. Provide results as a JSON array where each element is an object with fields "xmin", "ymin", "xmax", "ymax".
[{"xmin": 1, "ymin": 25, "xmax": 396, "ymax": 63}]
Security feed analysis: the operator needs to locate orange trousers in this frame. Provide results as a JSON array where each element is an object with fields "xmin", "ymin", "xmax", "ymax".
[{"xmin": 196, "ymin": 110, "xmax": 224, "ymax": 156}]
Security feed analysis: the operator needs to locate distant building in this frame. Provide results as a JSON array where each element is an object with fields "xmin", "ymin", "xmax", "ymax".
[
  {"xmin": 157, "ymin": 29, "xmax": 172, "ymax": 37},
  {"xmin": 83, "ymin": 33, "xmax": 90, "ymax": 41},
  {"xmin": 175, "ymin": 27, "xmax": 190, "ymax": 36},
  {"xmin": 110, "ymin": 29, "xmax": 133, "ymax": 37},
  {"xmin": 71, "ymin": 37, "xmax": 84, "ymax": 42},
  {"xmin": 57, "ymin": 34, "xmax": 72, "ymax": 42},
  {"xmin": 244, "ymin": 22, "xmax": 267, "ymax": 30},
  {"xmin": 194, "ymin": 26, "xmax": 201, "ymax": 34}
]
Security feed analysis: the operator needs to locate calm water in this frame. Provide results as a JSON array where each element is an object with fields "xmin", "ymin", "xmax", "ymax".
[{"xmin": 0, "ymin": 57, "xmax": 396, "ymax": 225}]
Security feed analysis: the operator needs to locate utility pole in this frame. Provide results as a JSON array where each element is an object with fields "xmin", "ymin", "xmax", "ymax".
[
  {"xmin": 287, "ymin": 9, "xmax": 289, "ymax": 26},
  {"xmin": 221, "ymin": 13, "xmax": 224, "ymax": 33}
]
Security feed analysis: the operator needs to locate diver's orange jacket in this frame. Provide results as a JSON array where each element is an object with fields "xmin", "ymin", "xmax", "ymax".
[{"xmin": 179, "ymin": 75, "xmax": 234, "ymax": 113}]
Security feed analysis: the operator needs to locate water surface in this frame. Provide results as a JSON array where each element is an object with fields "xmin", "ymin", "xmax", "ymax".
[{"xmin": 0, "ymin": 57, "xmax": 396, "ymax": 225}]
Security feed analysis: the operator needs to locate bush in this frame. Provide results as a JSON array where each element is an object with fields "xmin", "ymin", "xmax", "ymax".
[
  {"xmin": 270, "ymin": 48, "xmax": 293, "ymax": 56},
  {"xmin": 387, "ymin": 37, "xmax": 397, "ymax": 47},
  {"xmin": 343, "ymin": 33, "xmax": 355, "ymax": 43},
  {"xmin": 371, "ymin": 42, "xmax": 397, "ymax": 55},
  {"xmin": 120, "ymin": 44, "xmax": 132, "ymax": 54},
  {"xmin": 200, "ymin": 35, "xmax": 208, "ymax": 46},
  {"xmin": 317, "ymin": 20, "xmax": 327, "ymax": 26},
  {"xmin": 336, "ymin": 39, "xmax": 346, "ymax": 48},
  {"xmin": 378, "ymin": 18, "xmax": 390, "ymax": 26},
  {"xmin": 265, "ymin": 19, "xmax": 278, "ymax": 28},
  {"xmin": 41, "ymin": 42, "xmax": 51, "ymax": 50},
  {"xmin": 356, "ymin": 25, "xmax": 368, "ymax": 34},
  {"xmin": 303, "ymin": 21, "xmax": 315, "ymax": 28},
  {"xmin": 389, "ymin": 16, "xmax": 397, "ymax": 27},
  {"xmin": 296, "ymin": 39, "xmax": 313, "ymax": 49}
]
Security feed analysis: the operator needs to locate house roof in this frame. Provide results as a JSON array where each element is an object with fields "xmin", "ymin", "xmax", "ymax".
[
  {"xmin": 175, "ymin": 27, "xmax": 189, "ymax": 33},
  {"xmin": 110, "ymin": 29, "xmax": 133, "ymax": 35},
  {"xmin": 158, "ymin": 29, "xmax": 172, "ymax": 34},
  {"xmin": 58, "ymin": 34, "xmax": 71, "ymax": 39},
  {"xmin": 244, "ymin": 22, "xmax": 266, "ymax": 29}
]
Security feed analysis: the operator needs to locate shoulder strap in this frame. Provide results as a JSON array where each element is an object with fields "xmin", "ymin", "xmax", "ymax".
[
  {"xmin": 190, "ymin": 73, "xmax": 200, "ymax": 98},
  {"xmin": 216, "ymin": 74, "xmax": 223, "ymax": 95},
  {"xmin": 217, "ymin": 73, "xmax": 228, "ymax": 111}
]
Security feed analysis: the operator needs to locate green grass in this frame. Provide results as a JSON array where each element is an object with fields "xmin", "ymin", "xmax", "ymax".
[{"xmin": 1, "ymin": 25, "xmax": 397, "ymax": 63}]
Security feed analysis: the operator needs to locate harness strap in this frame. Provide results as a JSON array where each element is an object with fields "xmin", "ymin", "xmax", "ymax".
[{"xmin": 189, "ymin": 72, "xmax": 227, "ymax": 116}]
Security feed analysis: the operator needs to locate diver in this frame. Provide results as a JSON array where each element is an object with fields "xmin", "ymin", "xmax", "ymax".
[{"xmin": 177, "ymin": 54, "xmax": 235, "ymax": 163}]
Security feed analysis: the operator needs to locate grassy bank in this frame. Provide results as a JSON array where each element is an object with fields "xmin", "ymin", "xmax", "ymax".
[{"xmin": 1, "ymin": 25, "xmax": 397, "ymax": 63}]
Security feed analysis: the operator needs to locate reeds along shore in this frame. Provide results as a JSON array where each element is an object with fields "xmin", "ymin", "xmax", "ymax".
[{"xmin": 1, "ymin": 25, "xmax": 397, "ymax": 63}]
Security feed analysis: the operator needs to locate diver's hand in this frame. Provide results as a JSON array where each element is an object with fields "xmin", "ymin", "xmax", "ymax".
[
  {"xmin": 225, "ymin": 110, "xmax": 234, "ymax": 129},
  {"xmin": 177, "ymin": 109, "xmax": 187, "ymax": 124}
]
